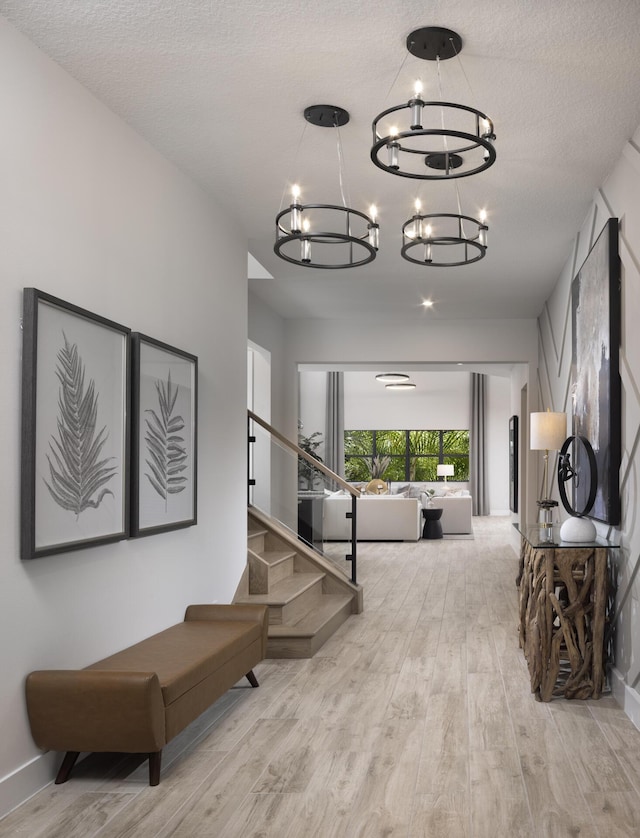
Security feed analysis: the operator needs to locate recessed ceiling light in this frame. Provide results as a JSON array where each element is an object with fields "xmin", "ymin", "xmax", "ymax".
[
  {"xmin": 421, "ymin": 299, "xmax": 434, "ymax": 308},
  {"xmin": 386, "ymin": 382, "xmax": 416, "ymax": 390},
  {"xmin": 375, "ymin": 373, "xmax": 409, "ymax": 383}
]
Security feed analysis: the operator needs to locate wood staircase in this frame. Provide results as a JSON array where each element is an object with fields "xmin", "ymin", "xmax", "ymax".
[{"xmin": 234, "ymin": 506, "xmax": 363, "ymax": 658}]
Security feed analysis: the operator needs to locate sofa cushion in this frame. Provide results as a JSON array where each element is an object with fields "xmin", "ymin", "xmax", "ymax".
[{"xmin": 87, "ymin": 620, "xmax": 263, "ymax": 705}]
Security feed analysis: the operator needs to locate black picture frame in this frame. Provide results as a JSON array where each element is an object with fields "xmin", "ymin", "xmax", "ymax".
[
  {"xmin": 570, "ymin": 217, "xmax": 621, "ymax": 525},
  {"xmin": 130, "ymin": 333, "xmax": 198, "ymax": 537},
  {"xmin": 21, "ymin": 288, "xmax": 130, "ymax": 559},
  {"xmin": 509, "ymin": 415, "xmax": 518, "ymax": 513}
]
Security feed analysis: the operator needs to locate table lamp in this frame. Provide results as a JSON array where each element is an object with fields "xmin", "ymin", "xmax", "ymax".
[
  {"xmin": 530, "ymin": 410, "xmax": 567, "ymax": 526},
  {"xmin": 437, "ymin": 463, "xmax": 455, "ymax": 482}
]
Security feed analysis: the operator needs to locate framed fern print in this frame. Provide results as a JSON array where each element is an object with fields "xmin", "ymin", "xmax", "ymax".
[
  {"xmin": 130, "ymin": 333, "xmax": 197, "ymax": 537},
  {"xmin": 21, "ymin": 288, "xmax": 130, "ymax": 559}
]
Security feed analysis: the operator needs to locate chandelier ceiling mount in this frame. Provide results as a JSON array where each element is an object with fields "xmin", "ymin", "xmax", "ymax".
[{"xmin": 406, "ymin": 26, "xmax": 462, "ymax": 61}]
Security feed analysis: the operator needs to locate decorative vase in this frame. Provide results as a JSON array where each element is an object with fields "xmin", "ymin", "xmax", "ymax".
[{"xmin": 560, "ymin": 515, "xmax": 597, "ymax": 543}]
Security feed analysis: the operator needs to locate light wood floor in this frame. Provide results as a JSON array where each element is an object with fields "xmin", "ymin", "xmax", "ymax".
[{"xmin": 4, "ymin": 517, "xmax": 640, "ymax": 837}]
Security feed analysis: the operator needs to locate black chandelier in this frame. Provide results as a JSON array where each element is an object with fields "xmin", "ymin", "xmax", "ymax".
[
  {"xmin": 274, "ymin": 105, "xmax": 379, "ymax": 269},
  {"xmin": 371, "ymin": 27, "xmax": 496, "ymax": 181},
  {"xmin": 401, "ymin": 198, "xmax": 488, "ymax": 267}
]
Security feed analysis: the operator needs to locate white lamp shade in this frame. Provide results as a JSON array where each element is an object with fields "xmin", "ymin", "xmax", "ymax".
[
  {"xmin": 530, "ymin": 411, "xmax": 567, "ymax": 451},
  {"xmin": 437, "ymin": 464, "xmax": 455, "ymax": 477}
]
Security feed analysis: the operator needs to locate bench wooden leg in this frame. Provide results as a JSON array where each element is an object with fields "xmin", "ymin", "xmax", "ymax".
[
  {"xmin": 246, "ymin": 670, "xmax": 259, "ymax": 688},
  {"xmin": 149, "ymin": 750, "xmax": 162, "ymax": 786},
  {"xmin": 55, "ymin": 751, "xmax": 80, "ymax": 784}
]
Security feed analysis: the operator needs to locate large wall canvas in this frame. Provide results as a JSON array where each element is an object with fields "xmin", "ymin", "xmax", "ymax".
[
  {"xmin": 130, "ymin": 333, "xmax": 198, "ymax": 537},
  {"xmin": 21, "ymin": 289, "xmax": 130, "ymax": 559},
  {"xmin": 570, "ymin": 218, "xmax": 621, "ymax": 525}
]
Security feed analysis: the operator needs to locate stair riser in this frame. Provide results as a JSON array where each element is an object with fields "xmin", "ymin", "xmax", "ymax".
[
  {"xmin": 269, "ymin": 556, "xmax": 295, "ymax": 586},
  {"xmin": 282, "ymin": 579, "xmax": 324, "ymax": 624},
  {"xmin": 268, "ymin": 579, "xmax": 324, "ymax": 625},
  {"xmin": 267, "ymin": 598, "xmax": 352, "ymax": 658},
  {"xmin": 248, "ymin": 533, "xmax": 265, "ymax": 553}
]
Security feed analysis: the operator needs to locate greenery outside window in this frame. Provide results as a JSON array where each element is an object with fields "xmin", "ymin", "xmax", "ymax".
[{"xmin": 344, "ymin": 429, "xmax": 469, "ymax": 482}]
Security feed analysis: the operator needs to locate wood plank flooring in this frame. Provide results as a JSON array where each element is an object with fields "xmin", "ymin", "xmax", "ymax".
[{"xmin": 4, "ymin": 517, "xmax": 640, "ymax": 837}]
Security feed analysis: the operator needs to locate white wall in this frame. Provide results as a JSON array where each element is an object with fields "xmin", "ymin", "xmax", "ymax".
[
  {"xmin": 248, "ymin": 291, "xmax": 289, "ymax": 434},
  {"xmin": 298, "ymin": 371, "xmax": 327, "ymax": 457},
  {"xmin": 537, "ymin": 122, "xmax": 640, "ymax": 728},
  {"xmin": 344, "ymin": 371, "xmax": 471, "ymax": 429},
  {"xmin": 0, "ymin": 19, "xmax": 248, "ymax": 815}
]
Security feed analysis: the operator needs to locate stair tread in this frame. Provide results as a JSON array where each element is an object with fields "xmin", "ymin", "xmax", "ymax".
[
  {"xmin": 237, "ymin": 571, "xmax": 325, "ymax": 605},
  {"xmin": 256, "ymin": 549, "xmax": 296, "ymax": 566},
  {"xmin": 268, "ymin": 594, "xmax": 352, "ymax": 637}
]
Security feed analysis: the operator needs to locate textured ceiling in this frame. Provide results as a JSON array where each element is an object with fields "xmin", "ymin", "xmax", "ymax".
[{"xmin": 2, "ymin": 0, "xmax": 640, "ymax": 321}]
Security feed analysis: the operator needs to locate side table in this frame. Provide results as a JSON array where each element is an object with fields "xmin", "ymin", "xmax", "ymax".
[
  {"xmin": 422, "ymin": 507, "xmax": 443, "ymax": 539},
  {"xmin": 516, "ymin": 525, "xmax": 612, "ymax": 701}
]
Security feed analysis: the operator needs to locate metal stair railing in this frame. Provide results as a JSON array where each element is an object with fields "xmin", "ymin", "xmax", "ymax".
[{"xmin": 248, "ymin": 409, "xmax": 358, "ymax": 584}]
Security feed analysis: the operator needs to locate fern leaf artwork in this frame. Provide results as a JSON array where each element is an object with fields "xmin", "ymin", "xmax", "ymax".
[
  {"xmin": 144, "ymin": 370, "xmax": 188, "ymax": 506},
  {"xmin": 44, "ymin": 332, "xmax": 117, "ymax": 517}
]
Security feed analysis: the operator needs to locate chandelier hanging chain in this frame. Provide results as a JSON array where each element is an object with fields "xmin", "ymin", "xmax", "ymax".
[
  {"xmin": 383, "ymin": 44, "xmax": 413, "ymax": 104},
  {"xmin": 436, "ymin": 56, "xmax": 449, "ymax": 158},
  {"xmin": 451, "ymin": 36, "xmax": 477, "ymax": 103},
  {"xmin": 334, "ymin": 119, "xmax": 350, "ymax": 209},
  {"xmin": 454, "ymin": 180, "xmax": 468, "ymax": 239},
  {"xmin": 277, "ymin": 118, "xmax": 309, "ymax": 214}
]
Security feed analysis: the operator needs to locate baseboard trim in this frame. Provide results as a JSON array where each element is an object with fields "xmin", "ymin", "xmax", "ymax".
[
  {"xmin": 0, "ymin": 751, "xmax": 57, "ymax": 820},
  {"xmin": 610, "ymin": 666, "xmax": 640, "ymax": 732}
]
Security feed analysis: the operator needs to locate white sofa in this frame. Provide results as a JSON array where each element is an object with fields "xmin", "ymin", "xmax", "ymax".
[
  {"xmin": 429, "ymin": 496, "xmax": 473, "ymax": 534},
  {"xmin": 323, "ymin": 496, "xmax": 422, "ymax": 542}
]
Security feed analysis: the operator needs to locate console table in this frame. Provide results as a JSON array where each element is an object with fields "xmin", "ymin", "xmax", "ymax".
[{"xmin": 516, "ymin": 524, "xmax": 613, "ymax": 702}]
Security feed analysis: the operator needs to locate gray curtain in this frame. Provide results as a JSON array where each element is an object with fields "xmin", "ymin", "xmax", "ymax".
[
  {"xmin": 471, "ymin": 373, "xmax": 490, "ymax": 515},
  {"xmin": 325, "ymin": 371, "xmax": 344, "ymax": 477}
]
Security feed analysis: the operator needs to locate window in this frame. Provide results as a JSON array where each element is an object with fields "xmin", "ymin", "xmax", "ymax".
[{"xmin": 344, "ymin": 429, "xmax": 469, "ymax": 482}]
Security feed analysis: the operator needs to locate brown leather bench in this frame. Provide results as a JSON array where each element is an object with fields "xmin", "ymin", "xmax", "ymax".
[{"xmin": 25, "ymin": 603, "xmax": 268, "ymax": 786}]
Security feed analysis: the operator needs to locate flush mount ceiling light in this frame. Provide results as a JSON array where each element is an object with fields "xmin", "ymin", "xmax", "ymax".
[
  {"xmin": 274, "ymin": 105, "xmax": 379, "ymax": 269},
  {"xmin": 371, "ymin": 26, "xmax": 496, "ymax": 180},
  {"xmin": 386, "ymin": 381, "xmax": 417, "ymax": 390},
  {"xmin": 375, "ymin": 372, "xmax": 410, "ymax": 383},
  {"xmin": 401, "ymin": 198, "xmax": 488, "ymax": 266}
]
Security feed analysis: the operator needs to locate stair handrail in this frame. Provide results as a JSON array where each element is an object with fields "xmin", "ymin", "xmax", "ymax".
[
  {"xmin": 248, "ymin": 409, "xmax": 358, "ymax": 583},
  {"xmin": 248, "ymin": 410, "xmax": 359, "ymax": 497}
]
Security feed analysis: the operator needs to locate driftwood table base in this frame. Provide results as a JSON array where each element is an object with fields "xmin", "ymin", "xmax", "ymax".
[{"xmin": 517, "ymin": 533, "xmax": 608, "ymax": 701}]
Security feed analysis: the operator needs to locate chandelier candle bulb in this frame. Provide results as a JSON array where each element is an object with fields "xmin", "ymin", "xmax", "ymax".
[
  {"xmin": 387, "ymin": 139, "xmax": 400, "ymax": 170},
  {"xmin": 410, "ymin": 83, "xmax": 424, "ymax": 130},
  {"xmin": 414, "ymin": 199, "xmax": 422, "ymax": 236},
  {"xmin": 425, "ymin": 224, "xmax": 433, "ymax": 262},
  {"xmin": 290, "ymin": 185, "xmax": 302, "ymax": 234},
  {"xmin": 368, "ymin": 206, "xmax": 379, "ymax": 249},
  {"xmin": 478, "ymin": 210, "xmax": 488, "ymax": 247},
  {"xmin": 301, "ymin": 219, "xmax": 311, "ymax": 263}
]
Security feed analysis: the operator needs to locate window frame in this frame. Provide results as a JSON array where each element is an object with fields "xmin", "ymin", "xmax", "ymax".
[{"xmin": 344, "ymin": 429, "xmax": 470, "ymax": 482}]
